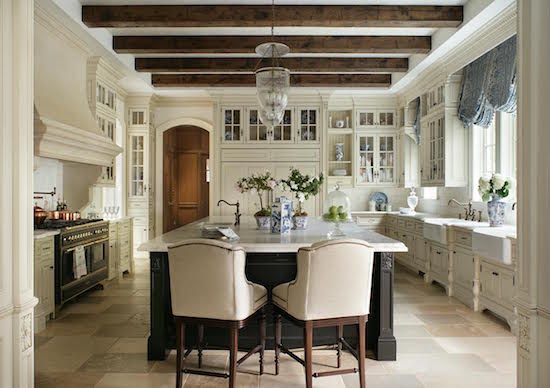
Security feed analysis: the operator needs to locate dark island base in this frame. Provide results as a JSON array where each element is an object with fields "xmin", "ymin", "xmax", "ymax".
[{"xmin": 147, "ymin": 251, "xmax": 396, "ymax": 361}]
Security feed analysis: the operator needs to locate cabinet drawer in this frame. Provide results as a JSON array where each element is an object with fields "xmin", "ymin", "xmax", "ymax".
[
  {"xmin": 356, "ymin": 217, "xmax": 383, "ymax": 227},
  {"xmin": 415, "ymin": 221, "xmax": 424, "ymax": 234},
  {"xmin": 405, "ymin": 220, "xmax": 415, "ymax": 231},
  {"xmin": 397, "ymin": 219, "xmax": 406, "ymax": 229},
  {"xmin": 132, "ymin": 216, "xmax": 147, "ymax": 225},
  {"xmin": 128, "ymin": 201, "xmax": 147, "ymax": 209},
  {"xmin": 454, "ymin": 229, "xmax": 472, "ymax": 248}
]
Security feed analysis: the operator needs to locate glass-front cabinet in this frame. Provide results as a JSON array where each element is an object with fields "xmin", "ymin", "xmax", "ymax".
[
  {"xmin": 297, "ymin": 107, "xmax": 320, "ymax": 143},
  {"xmin": 356, "ymin": 133, "xmax": 396, "ymax": 185},
  {"xmin": 129, "ymin": 134, "xmax": 146, "ymax": 198},
  {"xmin": 356, "ymin": 109, "xmax": 396, "ymax": 129},
  {"xmin": 247, "ymin": 108, "xmax": 268, "ymax": 143},
  {"xmin": 273, "ymin": 109, "xmax": 293, "ymax": 143},
  {"xmin": 222, "ymin": 107, "xmax": 243, "ymax": 143},
  {"xmin": 422, "ymin": 115, "xmax": 445, "ymax": 184}
]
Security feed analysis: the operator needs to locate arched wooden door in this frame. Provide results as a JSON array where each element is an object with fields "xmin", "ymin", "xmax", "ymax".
[{"xmin": 163, "ymin": 125, "xmax": 209, "ymax": 233}]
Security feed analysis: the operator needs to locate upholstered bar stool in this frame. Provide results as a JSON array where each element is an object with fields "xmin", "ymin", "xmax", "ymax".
[
  {"xmin": 167, "ymin": 239, "xmax": 268, "ymax": 388},
  {"xmin": 272, "ymin": 239, "xmax": 375, "ymax": 388}
]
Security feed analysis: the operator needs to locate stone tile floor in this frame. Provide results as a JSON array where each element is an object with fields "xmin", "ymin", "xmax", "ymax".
[{"xmin": 35, "ymin": 259, "xmax": 516, "ymax": 387}]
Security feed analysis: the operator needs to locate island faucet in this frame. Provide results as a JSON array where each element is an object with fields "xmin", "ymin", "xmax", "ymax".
[
  {"xmin": 448, "ymin": 199, "xmax": 478, "ymax": 221},
  {"xmin": 217, "ymin": 199, "xmax": 241, "ymax": 226}
]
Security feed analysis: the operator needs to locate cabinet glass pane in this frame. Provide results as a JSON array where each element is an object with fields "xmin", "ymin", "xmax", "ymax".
[
  {"xmin": 273, "ymin": 110, "xmax": 292, "ymax": 141},
  {"xmin": 358, "ymin": 136, "xmax": 375, "ymax": 183},
  {"xmin": 309, "ymin": 110, "xmax": 316, "ymax": 124},
  {"xmin": 225, "ymin": 110, "xmax": 232, "ymax": 124},
  {"xmin": 308, "ymin": 125, "xmax": 316, "ymax": 141},
  {"xmin": 301, "ymin": 110, "xmax": 308, "ymax": 125},
  {"xmin": 233, "ymin": 110, "xmax": 240, "ymax": 124}
]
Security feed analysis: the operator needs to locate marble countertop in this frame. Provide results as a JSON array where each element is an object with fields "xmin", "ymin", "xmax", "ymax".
[
  {"xmin": 34, "ymin": 229, "xmax": 60, "ymax": 239},
  {"xmin": 108, "ymin": 216, "xmax": 133, "ymax": 223},
  {"xmin": 139, "ymin": 216, "xmax": 408, "ymax": 254}
]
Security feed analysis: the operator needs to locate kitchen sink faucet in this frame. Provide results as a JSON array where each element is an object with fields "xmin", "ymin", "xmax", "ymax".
[
  {"xmin": 448, "ymin": 199, "xmax": 480, "ymax": 221},
  {"xmin": 217, "ymin": 200, "xmax": 241, "ymax": 226}
]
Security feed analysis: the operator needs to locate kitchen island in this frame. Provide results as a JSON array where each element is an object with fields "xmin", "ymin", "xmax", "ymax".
[{"xmin": 139, "ymin": 217, "xmax": 407, "ymax": 362}]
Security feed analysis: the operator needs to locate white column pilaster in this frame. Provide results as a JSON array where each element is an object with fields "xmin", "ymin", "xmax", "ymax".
[
  {"xmin": 516, "ymin": 0, "xmax": 550, "ymax": 387},
  {"xmin": 0, "ymin": 0, "xmax": 37, "ymax": 387}
]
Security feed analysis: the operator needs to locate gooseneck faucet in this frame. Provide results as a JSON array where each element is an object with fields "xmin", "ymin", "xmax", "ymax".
[
  {"xmin": 448, "ymin": 199, "xmax": 479, "ymax": 221},
  {"xmin": 217, "ymin": 199, "xmax": 241, "ymax": 226}
]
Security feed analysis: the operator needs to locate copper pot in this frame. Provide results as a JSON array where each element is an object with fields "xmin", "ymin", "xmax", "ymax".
[{"xmin": 34, "ymin": 206, "xmax": 48, "ymax": 226}]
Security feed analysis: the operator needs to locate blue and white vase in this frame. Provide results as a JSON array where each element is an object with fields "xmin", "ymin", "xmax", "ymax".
[
  {"xmin": 293, "ymin": 215, "xmax": 308, "ymax": 230},
  {"xmin": 487, "ymin": 195, "xmax": 506, "ymax": 227},
  {"xmin": 255, "ymin": 215, "xmax": 271, "ymax": 230},
  {"xmin": 335, "ymin": 143, "xmax": 344, "ymax": 161},
  {"xmin": 271, "ymin": 197, "xmax": 293, "ymax": 234}
]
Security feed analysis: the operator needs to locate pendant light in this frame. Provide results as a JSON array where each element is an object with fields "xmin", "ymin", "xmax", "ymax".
[{"xmin": 255, "ymin": 0, "xmax": 290, "ymax": 129}]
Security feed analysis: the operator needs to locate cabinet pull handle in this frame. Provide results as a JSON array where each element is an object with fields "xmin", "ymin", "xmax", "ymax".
[
  {"xmin": 492, "ymin": 271, "xmax": 499, "ymax": 276},
  {"xmin": 49, "ymin": 266, "xmax": 53, "ymax": 269}
]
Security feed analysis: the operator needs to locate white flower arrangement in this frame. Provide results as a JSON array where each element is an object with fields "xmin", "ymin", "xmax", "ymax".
[
  {"xmin": 280, "ymin": 168, "xmax": 324, "ymax": 216},
  {"xmin": 478, "ymin": 173, "xmax": 513, "ymax": 202},
  {"xmin": 236, "ymin": 172, "xmax": 279, "ymax": 216}
]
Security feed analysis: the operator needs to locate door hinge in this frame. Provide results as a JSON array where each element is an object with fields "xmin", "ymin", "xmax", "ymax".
[{"xmin": 513, "ymin": 276, "xmax": 515, "ymax": 286}]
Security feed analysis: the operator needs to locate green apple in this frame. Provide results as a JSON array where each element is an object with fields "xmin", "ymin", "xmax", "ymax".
[
  {"xmin": 329, "ymin": 206, "xmax": 338, "ymax": 216},
  {"xmin": 337, "ymin": 205, "xmax": 344, "ymax": 214},
  {"xmin": 339, "ymin": 212, "xmax": 348, "ymax": 220}
]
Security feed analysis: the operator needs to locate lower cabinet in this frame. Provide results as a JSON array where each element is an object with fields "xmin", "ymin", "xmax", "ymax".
[
  {"xmin": 108, "ymin": 218, "xmax": 134, "ymax": 280},
  {"xmin": 479, "ymin": 258, "xmax": 516, "ymax": 330},
  {"xmin": 34, "ymin": 236, "xmax": 55, "ymax": 333},
  {"xmin": 413, "ymin": 236, "xmax": 427, "ymax": 274},
  {"xmin": 429, "ymin": 243, "xmax": 450, "ymax": 293},
  {"xmin": 453, "ymin": 248, "xmax": 476, "ymax": 308}
]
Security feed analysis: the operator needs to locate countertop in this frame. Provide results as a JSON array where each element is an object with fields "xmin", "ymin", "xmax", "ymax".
[
  {"xmin": 33, "ymin": 229, "xmax": 60, "ymax": 239},
  {"xmin": 138, "ymin": 216, "xmax": 408, "ymax": 254},
  {"xmin": 108, "ymin": 216, "xmax": 133, "ymax": 223}
]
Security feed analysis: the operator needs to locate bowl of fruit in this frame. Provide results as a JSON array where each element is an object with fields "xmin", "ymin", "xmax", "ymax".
[{"xmin": 323, "ymin": 185, "xmax": 352, "ymax": 238}]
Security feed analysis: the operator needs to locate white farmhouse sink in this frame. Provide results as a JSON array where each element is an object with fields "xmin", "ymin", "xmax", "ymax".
[
  {"xmin": 472, "ymin": 226, "xmax": 516, "ymax": 264},
  {"xmin": 423, "ymin": 218, "xmax": 454, "ymax": 244}
]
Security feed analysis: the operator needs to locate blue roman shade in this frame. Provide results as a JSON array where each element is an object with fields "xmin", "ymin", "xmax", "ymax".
[
  {"xmin": 457, "ymin": 35, "xmax": 517, "ymax": 128},
  {"xmin": 413, "ymin": 96, "xmax": 421, "ymax": 144}
]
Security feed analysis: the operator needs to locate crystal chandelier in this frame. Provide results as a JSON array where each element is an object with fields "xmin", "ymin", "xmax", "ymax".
[{"xmin": 254, "ymin": 0, "xmax": 290, "ymax": 129}]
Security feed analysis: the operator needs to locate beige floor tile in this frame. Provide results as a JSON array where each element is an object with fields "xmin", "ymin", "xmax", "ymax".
[
  {"xmin": 342, "ymin": 373, "xmax": 424, "ymax": 388},
  {"xmin": 393, "ymin": 325, "xmax": 432, "ymax": 338},
  {"xmin": 260, "ymin": 373, "xmax": 346, "ymax": 388},
  {"xmin": 95, "ymin": 373, "xmax": 178, "ymax": 388},
  {"xmin": 88, "ymin": 288, "xmax": 138, "ymax": 297},
  {"xmin": 416, "ymin": 314, "xmax": 469, "ymax": 325},
  {"xmin": 396, "ymin": 338, "xmax": 446, "ymax": 354},
  {"xmin": 102, "ymin": 303, "xmax": 149, "ymax": 314},
  {"xmin": 425, "ymin": 324, "xmax": 488, "ymax": 337},
  {"xmin": 474, "ymin": 322, "xmax": 514, "ymax": 337},
  {"xmin": 79, "ymin": 353, "xmax": 154, "ymax": 373},
  {"xmin": 35, "ymin": 336, "xmax": 117, "ymax": 373},
  {"xmin": 394, "ymin": 313, "xmax": 424, "ymax": 325},
  {"xmin": 416, "ymin": 372, "xmax": 516, "ymax": 388},
  {"xmin": 384, "ymin": 353, "xmax": 495, "ymax": 375},
  {"xmin": 151, "ymin": 351, "xmax": 229, "ymax": 374},
  {"xmin": 433, "ymin": 337, "xmax": 517, "ymax": 373},
  {"xmin": 35, "ymin": 371, "xmax": 104, "ymax": 388},
  {"xmin": 107, "ymin": 337, "xmax": 148, "ymax": 354},
  {"xmin": 133, "ymin": 289, "xmax": 151, "ymax": 296},
  {"xmin": 93, "ymin": 322, "xmax": 150, "ymax": 338}
]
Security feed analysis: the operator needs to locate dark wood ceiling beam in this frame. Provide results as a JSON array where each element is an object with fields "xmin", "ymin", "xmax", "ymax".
[
  {"xmin": 83, "ymin": 5, "xmax": 462, "ymax": 28},
  {"xmin": 114, "ymin": 36, "xmax": 431, "ymax": 54},
  {"xmin": 152, "ymin": 73, "xmax": 391, "ymax": 88},
  {"xmin": 136, "ymin": 57, "xmax": 408, "ymax": 73}
]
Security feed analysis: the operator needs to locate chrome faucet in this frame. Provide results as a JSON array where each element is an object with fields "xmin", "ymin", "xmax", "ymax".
[
  {"xmin": 448, "ymin": 199, "xmax": 478, "ymax": 221},
  {"xmin": 217, "ymin": 200, "xmax": 241, "ymax": 226}
]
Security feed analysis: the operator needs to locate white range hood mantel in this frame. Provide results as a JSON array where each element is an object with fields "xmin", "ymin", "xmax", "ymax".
[
  {"xmin": 34, "ymin": 4, "xmax": 122, "ymax": 166},
  {"xmin": 34, "ymin": 117, "xmax": 121, "ymax": 166}
]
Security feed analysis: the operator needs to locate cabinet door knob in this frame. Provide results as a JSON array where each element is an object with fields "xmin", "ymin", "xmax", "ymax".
[{"xmin": 49, "ymin": 266, "xmax": 53, "ymax": 269}]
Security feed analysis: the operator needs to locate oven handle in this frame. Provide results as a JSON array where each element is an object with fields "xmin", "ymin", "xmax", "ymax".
[{"xmin": 64, "ymin": 237, "xmax": 109, "ymax": 253}]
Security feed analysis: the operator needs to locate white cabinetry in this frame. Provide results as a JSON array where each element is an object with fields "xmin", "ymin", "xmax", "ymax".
[
  {"xmin": 108, "ymin": 218, "xmax": 134, "ymax": 280},
  {"xmin": 222, "ymin": 107, "xmax": 244, "ymax": 144},
  {"xmin": 479, "ymin": 258, "xmax": 516, "ymax": 330},
  {"xmin": 127, "ymin": 97, "xmax": 155, "ymax": 258},
  {"xmin": 34, "ymin": 236, "xmax": 55, "ymax": 332},
  {"xmin": 356, "ymin": 109, "xmax": 396, "ymax": 129},
  {"xmin": 397, "ymin": 130, "xmax": 420, "ymax": 188},
  {"xmin": 429, "ymin": 243, "xmax": 451, "ymax": 293},
  {"xmin": 420, "ymin": 74, "xmax": 468, "ymax": 187},
  {"xmin": 356, "ymin": 133, "xmax": 397, "ymax": 186}
]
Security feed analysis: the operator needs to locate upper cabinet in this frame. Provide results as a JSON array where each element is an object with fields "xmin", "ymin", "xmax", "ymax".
[
  {"xmin": 297, "ymin": 107, "xmax": 320, "ymax": 143},
  {"xmin": 420, "ymin": 74, "xmax": 468, "ymax": 187},
  {"xmin": 222, "ymin": 107, "xmax": 244, "ymax": 144},
  {"xmin": 220, "ymin": 105, "xmax": 319, "ymax": 146},
  {"xmin": 356, "ymin": 109, "xmax": 396, "ymax": 129},
  {"xmin": 356, "ymin": 133, "xmax": 397, "ymax": 186}
]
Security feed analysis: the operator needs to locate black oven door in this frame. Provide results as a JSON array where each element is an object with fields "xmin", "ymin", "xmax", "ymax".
[
  {"xmin": 90, "ymin": 239, "xmax": 108, "ymax": 273},
  {"xmin": 60, "ymin": 238, "xmax": 108, "ymax": 286}
]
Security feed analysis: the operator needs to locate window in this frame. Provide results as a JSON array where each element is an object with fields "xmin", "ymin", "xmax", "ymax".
[{"xmin": 472, "ymin": 111, "xmax": 517, "ymax": 200}]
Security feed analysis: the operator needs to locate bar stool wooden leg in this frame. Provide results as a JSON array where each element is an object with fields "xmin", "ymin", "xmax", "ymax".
[
  {"xmin": 176, "ymin": 319, "xmax": 185, "ymax": 388},
  {"xmin": 229, "ymin": 323, "xmax": 239, "ymax": 388},
  {"xmin": 357, "ymin": 316, "xmax": 367, "ymax": 388},
  {"xmin": 259, "ymin": 308, "xmax": 266, "ymax": 375},
  {"xmin": 337, "ymin": 324, "xmax": 344, "ymax": 368},
  {"xmin": 304, "ymin": 321, "xmax": 313, "ymax": 388},
  {"xmin": 274, "ymin": 314, "xmax": 282, "ymax": 375},
  {"xmin": 197, "ymin": 324, "xmax": 204, "ymax": 369}
]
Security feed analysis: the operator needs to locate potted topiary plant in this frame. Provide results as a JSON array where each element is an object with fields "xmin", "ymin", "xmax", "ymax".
[
  {"xmin": 478, "ymin": 173, "xmax": 514, "ymax": 227},
  {"xmin": 236, "ymin": 172, "xmax": 278, "ymax": 230},
  {"xmin": 281, "ymin": 168, "xmax": 324, "ymax": 230}
]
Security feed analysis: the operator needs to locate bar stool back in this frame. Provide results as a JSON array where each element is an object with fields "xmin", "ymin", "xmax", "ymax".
[
  {"xmin": 272, "ymin": 239, "xmax": 375, "ymax": 388},
  {"xmin": 168, "ymin": 239, "xmax": 268, "ymax": 388}
]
